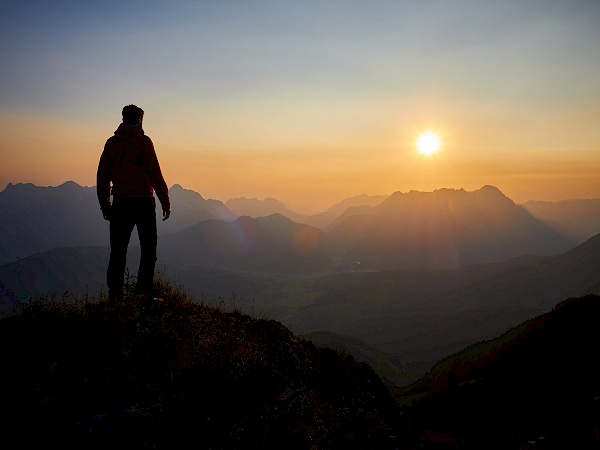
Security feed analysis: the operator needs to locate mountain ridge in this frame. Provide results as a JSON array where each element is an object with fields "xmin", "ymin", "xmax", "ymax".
[{"xmin": 5, "ymin": 181, "xmax": 599, "ymax": 268}]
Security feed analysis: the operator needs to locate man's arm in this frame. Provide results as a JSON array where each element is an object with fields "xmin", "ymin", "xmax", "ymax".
[
  {"xmin": 144, "ymin": 137, "xmax": 171, "ymax": 220},
  {"xmin": 97, "ymin": 142, "xmax": 112, "ymax": 220}
]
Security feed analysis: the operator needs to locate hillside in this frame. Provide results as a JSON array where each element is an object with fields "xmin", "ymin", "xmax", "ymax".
[
  {"xmin": 279, "ymin": 233, "xmax": 600, "ymax": 377},
  {"xmin": 225, "ymin": 197, "xmax": 310, "ymax": 224},
  {"xmin": 0, "ymin": 281, "xmax": 408, "ymax": 449},
  {"xmin": 300, "ymin": 331, "xmax": 413, "ymax": 388},
  {"xmin": 4, "ymin": 284, "xmax": 600, "ymax": 448},
  {"xmin": 0, "ymin": 246, "xmax": 287, "ymax": 318},
  {"xmin": 160, "ymin": 213, "xmax": 331, "ymax": 273},
  {"xmin": 396, "ymin": 294, "xmax": 600, "ymax": 448}
]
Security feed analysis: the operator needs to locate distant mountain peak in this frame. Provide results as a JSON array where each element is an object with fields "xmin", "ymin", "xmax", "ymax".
[
  {"xmin": 58, "ymin": 180, "xmax": 81, "ymax": 187},
  {"xmin": 477, "ymin": 184, "xmax": 505, "ymax": 196},
  {"xmin": 225, "ymin": 196, "xmax": 301, "ymax": 220},
  {"xmin": 227, "ymin": 196, "xmax": 287, "ymax": 208},
  {"xmin": 384, "ymin": 185, "xmax": 507, "ymax": 203},
  {"xmin": 3, "ymin": 182, "xmax": 37, "ymax": 192},
  {"xmin": 255, "ymin": 212, "xmax": 294, "ymax": 225},
  {"xmin": 56, "ymin": 180, "xmax": 85, "ymax": 192},
  {"xmin": 168, "ymin": 184, "xmax": 205, "ymax": 201}
]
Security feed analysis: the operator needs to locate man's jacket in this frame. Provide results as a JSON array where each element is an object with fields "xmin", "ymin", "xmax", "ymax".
[{"xmin": 97, "ymin": 123, "xmax": 170, "ymax": 211}]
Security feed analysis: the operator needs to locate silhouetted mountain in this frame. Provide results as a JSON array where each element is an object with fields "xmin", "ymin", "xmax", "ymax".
[
  {"xmin": 160, "ymin": 213, "xmax": 330, "ymax": 273},
  {"xmin": 225, "ymin": 197, "xmax": 309, "ymax": 224},
  {"xmin": 303, "ymin": 194, "xmax": 388, "ymax": 229},
  {"xmin": 523, "ymin": 198, "xmax": 600, "ymax": 244},
  {"xmin": 0, "ymin": 182, "xmax": 108, "ymax": 264},
  {"xmin": 328, "ymin": 194, "xmax": 389, "ymax": 214},
  {"xmin": 0, "ymin": 182, "xmax": 236, "ymax": 264},
  {"xmin": 322, "ymin": 204, "xmax": 378, "ymax": 232},
  {"xmin": 224, "ymin": 194, "xmax": 389, "ymax": 230},
  {"xmin": 397, "ymin": 294, "xmax": 600, "ymax": 448},
  {"xmin": 161, "ymin": 184, "xmax": 237, "ymax": 234},
  {"xmin": 0, "ymin": 285, "xmax": 408, "ymax": 449},
  {"xmin": 1, "ymin": 182, "xmax": 581, "ymax": 271},
  {"xmin": 324, "ymin": 186, "xmax": 575, "ymax": 269}
]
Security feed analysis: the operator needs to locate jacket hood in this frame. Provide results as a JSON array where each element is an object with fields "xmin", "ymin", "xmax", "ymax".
[{"xmin": 114, "ymin": 122, "xmax": 145, "ymax": 137}]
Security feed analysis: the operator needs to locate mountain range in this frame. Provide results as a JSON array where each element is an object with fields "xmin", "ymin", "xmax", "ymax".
[
  {"xmin": 0, "ymin": 182, "xmax": 236, "ymax": 265},
  {"xmin": 2, "ymin": 181, "xmax": 600, "ymax": 383},
  {"xmin": 0, "ymin": 181, "xmax": 587, "ymax": 269},
  {"xmin": 226, "ymin": 194, "xmax": 389, "ymax": 230}
]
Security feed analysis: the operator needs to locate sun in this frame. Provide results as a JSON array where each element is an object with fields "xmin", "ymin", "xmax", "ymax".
[{"xmin": 416, "ymin": 131, "xmax": 441, "ymax": 156}]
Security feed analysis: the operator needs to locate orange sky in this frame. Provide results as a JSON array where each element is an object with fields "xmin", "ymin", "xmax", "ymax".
[{"xmin": 1, "ymin": 2, "xmax": 599, "ymax": 213}]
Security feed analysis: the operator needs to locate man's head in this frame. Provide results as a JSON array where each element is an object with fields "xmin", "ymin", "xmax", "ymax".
[{"xmin": 122, "ymin": 104, "xmax": 144, "ymax": 126}]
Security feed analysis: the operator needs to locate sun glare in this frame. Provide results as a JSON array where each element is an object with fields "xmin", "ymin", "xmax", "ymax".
[{"xmin": 416, "ymin": 131, "xmax": 441, "ymax": 156}]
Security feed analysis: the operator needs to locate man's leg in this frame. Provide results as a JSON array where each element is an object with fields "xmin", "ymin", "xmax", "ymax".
[
  {"xmin": 135, "ymin": 198, "xmax": 158, "ymax": 299},
  {"xmin": 107, "ymin": 202, "xmax": 135, "ymax": 301}
]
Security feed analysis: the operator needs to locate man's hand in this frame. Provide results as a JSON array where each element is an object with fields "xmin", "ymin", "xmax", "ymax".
[
  {"xmin": 101, "ymin": 205, "xmax": 112, "ymax": 221},
  {"xmin": 162, "ymin": 207, "xmax": 171, "ymax": 221}
]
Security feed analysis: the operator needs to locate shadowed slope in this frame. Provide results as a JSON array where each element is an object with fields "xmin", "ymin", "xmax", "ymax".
[
  {"xmin": 160, "ymin": 213, "xmax": 330, "ymax": 273},
  {"xmin": 397, "ymin": 294, "xmax": 600, "ymax": 448},
  {"xmin": 0, "ymin": 281, "xmax": 408, "ymax": 449}
]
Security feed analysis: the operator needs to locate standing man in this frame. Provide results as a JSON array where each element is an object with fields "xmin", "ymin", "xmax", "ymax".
[{"xmin": 97, "ymin": 104, "xmax": 171, "ymax": 303}]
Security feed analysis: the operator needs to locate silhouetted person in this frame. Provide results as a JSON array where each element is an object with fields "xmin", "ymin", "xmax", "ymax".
[{"xmin": 97, "ymin": 104, "xmax": 171, "ymax": 303}]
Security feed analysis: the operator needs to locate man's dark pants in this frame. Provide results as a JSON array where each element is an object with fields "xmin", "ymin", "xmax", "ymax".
[{"xmin": 107, "ymin": 197, "xmax": 157, "ymax": 300}]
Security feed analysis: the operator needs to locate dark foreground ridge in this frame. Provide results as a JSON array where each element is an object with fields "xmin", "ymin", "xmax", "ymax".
[
  {"xmin": 396, "ymin": 294, "xmax": 600, "ymax": 448},
  {"xmin": 0, "ymin": 280, "xmax": 408, "ymax": 449}
]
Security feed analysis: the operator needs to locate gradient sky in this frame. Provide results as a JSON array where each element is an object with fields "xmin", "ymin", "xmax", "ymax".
[{"xmin": 1, "ymin": 0, "xmax": 599, "ymax": 212}]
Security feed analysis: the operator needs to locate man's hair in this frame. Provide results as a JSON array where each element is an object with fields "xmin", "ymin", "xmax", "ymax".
[{"xmin": 122, "ymin": 104, "xmax": 144, "ymax": 125}]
